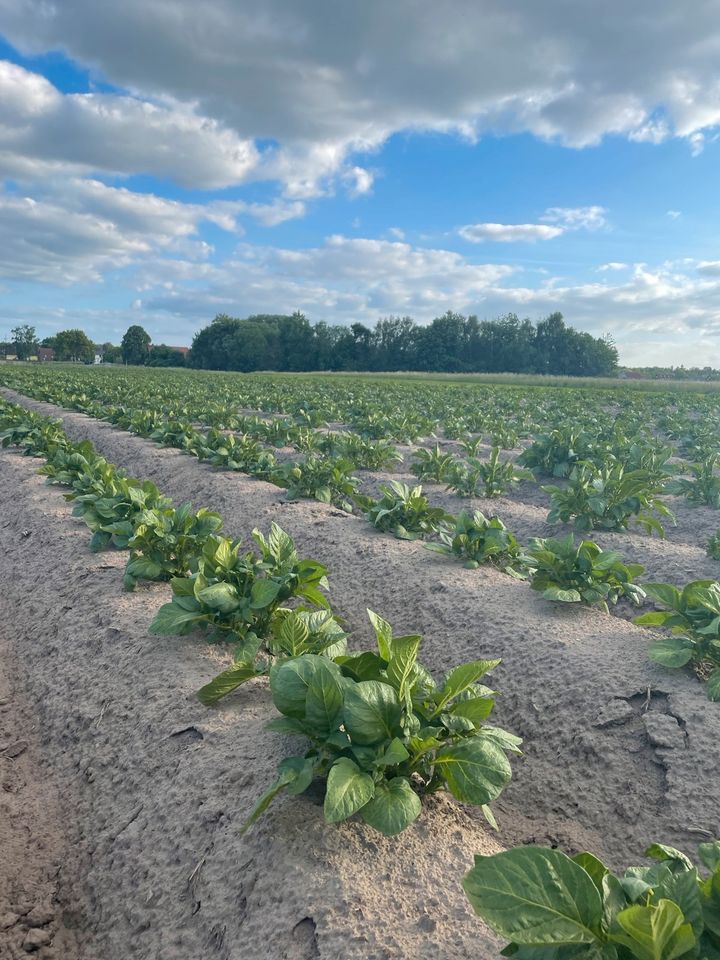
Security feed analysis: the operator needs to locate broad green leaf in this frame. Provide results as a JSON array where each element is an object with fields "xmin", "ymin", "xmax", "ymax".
[
  {"xmin": 149, "ymin": 601, "xmax": 204, "ymax": 635},
  {"xmin": 250, "ymin": 578, "xmax": 281, "ymax": 610},
  {"xmin": 197, "ymin": 581, "xmax": 241, "ymax": 613},
  {"xmin": 463, "ymin": 846, "xmax": 605, "ymax": 945},
  {"xmin": 196, "ymin": 662, "xmax": 262, "ymax": 705},
  {"xmin": 707, "ymin": 668, "xmax": 720, "ymax": 702},
  {"xmin": 323, "ymin": 758, "xmax": 375, "ymax": 823},
  {"xmin": 304, "ymin": 660, "xmax": 344, "ymax": 733},
  {"xmin": 645, "ymin": 844, "xmax": 694, "ymax": 872},
  {"xmin": 634, "ymin": 611, "xmax": 671, "ymax": 627},
  {"xmin": 699, "ymin": 841, "xmax": 720, "ymax": 872},
  {"xmin": 360, "ymin": 777, "xmax": 421, "ymax": 835},
  {"xmin": 451, "ymin": 697, "xmax": 495, "ymax": 725},
  {"xmin": 644, "ymin": 583, "xmax": 682, "ymax": 610},
  {"xmin": 336, "ymin": 652, "xmax": 387, "ymax": 682},
  {"xmin": 435, "ymin": 738, "xmax": 512, "ymax": 804},
  {"xmin": 125, "ymin": 556, "xmax": 164, "ymax": 581},
  {"xmin": 343, "ymin": 680, "xmax": 402, "ymax": 745},
  {"xmin": 433, "ymin": 659, "xmax": 501, "ymax": 714},
  {"xmin": 648, "ymin": 637, "xmax": 695, "ymax": 668},
  {"xmin": 376, "ymin": 737, "xmax": 410, "ymax": 767},
  {"xmin": 386, "ymin": 634, "xmax": 421, "ymax": 704},
  {"xmin": 544, "ymin": 587, "xmax": 582, "ymax": 603},
  {"xmin": 271, "ymin": 655, "xmax": 333, "ymax": 719},
  {"xmin": 611, "ymin": 899, "xmax": 696, "ymax": 960}
]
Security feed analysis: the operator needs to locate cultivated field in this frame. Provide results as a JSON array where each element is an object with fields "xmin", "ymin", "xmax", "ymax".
[{"xmin": 1, "ymin": 364, "xmax": 719, "ymax": 959}]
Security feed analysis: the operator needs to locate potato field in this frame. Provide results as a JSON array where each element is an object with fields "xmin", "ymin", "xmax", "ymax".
[{"xmin": 1, "ymin": 364, "xmax": 719, "ymax": 960}]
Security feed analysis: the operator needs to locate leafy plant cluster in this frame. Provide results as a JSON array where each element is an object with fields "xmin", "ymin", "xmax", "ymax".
[{"xmin": 465, "ymin": 840, "xmax": 720, "ymax": 960}]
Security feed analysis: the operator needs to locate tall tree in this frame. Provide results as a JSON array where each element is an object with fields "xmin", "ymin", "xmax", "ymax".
[
  {"xmin": 121, "ymin": 325, "xmax": 151, "ymax": 365},
  {"xmin": 53, "ymin": 328, "xmax": 95, "ymax": 363},
  {"xmin": 11, "ymin": 324, "xmax": 39, "ymax": 360}
]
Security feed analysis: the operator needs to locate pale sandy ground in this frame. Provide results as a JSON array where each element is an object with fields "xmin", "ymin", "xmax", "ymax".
[{"xmin": 1, "ymin": 389, "xmax": 720, "ymax": 960}]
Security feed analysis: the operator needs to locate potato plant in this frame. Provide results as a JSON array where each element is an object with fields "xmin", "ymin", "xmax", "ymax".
[
  {"xmin": 122, "ymin": 503, "xmax": 224, "ymax": 590},
  {"xmin": 426, "ymin": 510, "xmax": 527, "ymax": 575},
  {"xmin": 363, "ymin": 480, "xmax": 452, "ymax": 539},
  {"xmin": 666, "ymin": 455, "xmax": 720, "ymax": 508},
  {"xmin": 272, "ymin": 454, "xmax": 360, "ymax": 512},
  {"xmin": 410, "ymin": 443, "xmax": 457, "ymax": 483},
  {"xmin": 635, "ymin": 580, "xmax": 720, "ymax": 699},
  {"xmin": 464, "ymin": 840, "xmax": 720, "ymax": 960},
  {"xmin": 526, "ymin": 534, "xmax": 646, "ymax": 610},
  {"xmin": 149, "ymin": 522, "xmax": 330, "ymax": 644},
  {"xmin": 544, "ymin": 462, "xmax": 673, "ymax": 536},
  {"xmin": 447, "ymin": 447, "xmax": 532, "ymax": 498},
  {"xmin": 242, "ymin": 611, "xmax": 520, "ymax": 836}
]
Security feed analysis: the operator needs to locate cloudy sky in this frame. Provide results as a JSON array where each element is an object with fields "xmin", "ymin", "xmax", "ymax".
[{"xmin": 2, "ymin": 1, "xmax": 720, "ymax": 365}]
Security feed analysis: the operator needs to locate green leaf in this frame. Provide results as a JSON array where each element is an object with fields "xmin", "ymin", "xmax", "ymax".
[
  {"xmin": 149, "ymin": 601, "xmax": 204, "ymax": 635},
  {"xmin": 271, "ymin": 655, "xmax": 332, "ymax": 719},
  {"xmin": 435, "ymin": 738, "xmax": 512, "ymax": 805},
  {"xmin": 376, "ymin": 737, "xmax": 410, "ymax": 767},
  {"xmin": 611, "ymin": 899, "xmax": 696, "ymax": 960},
  {"xmin": 125, "ymin": 556, "xmax": 164, "ymax": 581},
  {"xmin": 634, "ymin": 611, "xmax": 671, "ymax": 627},
  {"xmin": 433, "ymin": 659, "xmax": 501, "ymax": 713},
  {"xmin": 644, "ymin": 583, "xmax": 682, "ymax": 610},
  {"xmin": 463, "ymin": 846, "xmax": 605, "ymax": 945},
  {"xmin": 343, "ymin": 680, "xmax": 402, "ymax": 745},
  {"xmin": 707, "ymin": 668, "xmax": 720, "ymax": 702},
  {"xmin": 240, "ymin": 756, "xmax": 315, "ymax": 834},
  {"xmin": 451, "ymin": 697, "xmax": 495, "ymax": 725},
  {"xmin": 250, "ymin": 578, "xmax": 281, "ymax": 609},
  {"xmin": 323, "ymin": 758, "xmax": 375, "ymax": 823},
  {"xmin": 196, "ymin": 662, "xmax": 262, "ymax": 705},
  {"xmin": 544, "ymin": 587, "xmax": 583, "ymax": 603},
  {"xmin": 360, "ymin": 777, "xmax": 421, "ymax": 835},
  {"xmin": 197, "ymin": 581, "xmax": 241, "ymax": 613},
  {"xmin": 699, "ymin": 841, "xmax": 720, "ymax": 872},
  {"xmin": 386, "ymin": 634, "xmax": 421, "ymax": 705},
  {"xmin": 648, "ymin": 637, "xmax": 695, "ymax": 668},
  {"xmin": 304, "ymin": 660, "xmax": 345, "ymax": 733},
  {"xmin": 367, "ymin": 608, "xmax": 393, "ymax": 660}
]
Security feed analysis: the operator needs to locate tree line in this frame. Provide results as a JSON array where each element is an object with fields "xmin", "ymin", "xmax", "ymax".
[
  {"xmin": 188, "ymin": 311, "xmax": 619, "ymax": 376},
  {"xmin": 1, "ymin": 325, "xmax": 186, "ymax": 366}
]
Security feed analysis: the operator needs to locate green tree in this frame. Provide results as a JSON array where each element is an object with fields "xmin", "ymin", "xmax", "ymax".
[
  {"xmin": 121, "ymin": 325, "xmax": 151, "ymax": 365},
  {"xmin": 11, "ymin": 324, "xmax": 39, "ymax": 360},
  {"xmin": 53, "ymin": 328, "xmax": 95, "ymax": 363},
  {"xmin": 146, "ymin": 344, "xmax": 186, "ymax": 367}
]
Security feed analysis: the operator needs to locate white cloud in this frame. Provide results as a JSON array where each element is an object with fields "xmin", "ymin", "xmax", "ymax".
[
  {"xmin": 666, "ymin": 210, "xmax": 682, "ymax": 219},
  {"xmin": 458, "ymin": 206, "xmax": 607, "ymax": 244},
  {"xmin": 0, "ymin": 60, "xmax": 259, "ymax": 189},
  {"xmin": 541, "ymin": 206, "xmax": 608, "ymax": 230},
  {"xmin": 458, "ymin": 223, "xmax": 564, "ymax": 243},
  {"xmin": 598, "ymin": 262, "xmax": 628, "ymax": 271},
  {"xmin": 1, "ymin": 0, "xmax": 720, "ymax": 195}
]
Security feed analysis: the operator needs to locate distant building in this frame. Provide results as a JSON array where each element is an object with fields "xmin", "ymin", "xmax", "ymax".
[{"xmin": 38, "ymin": 347, "xmax": 55, "ymax": 362}]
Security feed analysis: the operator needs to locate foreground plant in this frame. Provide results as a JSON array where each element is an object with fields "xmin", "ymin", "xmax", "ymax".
[
  {"xmin": 69, "ymin": 475, "xmax": 172, "ymax": 552},
  {"xmin": 635, "ymin": 580, "xmax": 720, "ymax": 699},
  {"xmin": 464, "ymin": 839, "xmax": 720, "ymax": 960},
  {"xmin": 242, "ymin": 611, "xmax": 521, "ymax": 836},
  {"xmin": 527, "ymin": 534, "xmax": 646, "ymax": 610},
  {"xmin": 122, "ymin": 503, "xmax": 224, "ymax": 590},
  {"xmin": 273, "ymin": 454, "xmax": 360, "ymax": 512},
  {"xmin": 707, "ymin": 532, "xmax": 720, "ymax": 561},
  {"xmin": 545, "ymin": 462, "xmax": 673, "ymax": 536},
  {"xmin": 426, "ymin": 510, "xmax": 527, "ymax": 576},
  {"xmin": 363, "ymin": 480, "xmax": 452, "ymax": 539},
  {"xmin": 410, "ymin": 444, "xmax": 457, "ymax": 483},
  {"xmin": 149, "ymin": 522, "xmax": 330, "ymax": 642}
]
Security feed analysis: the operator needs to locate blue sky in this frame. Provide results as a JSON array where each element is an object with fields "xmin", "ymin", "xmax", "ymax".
[{"xmin": 1, "ymin": 2, "xmax": 720, "ymax": 365}]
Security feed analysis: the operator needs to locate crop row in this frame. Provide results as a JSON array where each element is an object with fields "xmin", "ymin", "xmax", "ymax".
[
  {"xmin": 3, "ymin": 379, "xmax": 720, "ymax": 698},
  {"xmin": 3, "ymin": 396, "xmax": 720, "ymax": 958}
]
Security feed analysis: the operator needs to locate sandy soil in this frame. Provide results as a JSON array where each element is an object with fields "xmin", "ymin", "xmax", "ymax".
[{"xmin": 2, "ymin": 390, "xmax": 720, "ymax": 959}]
